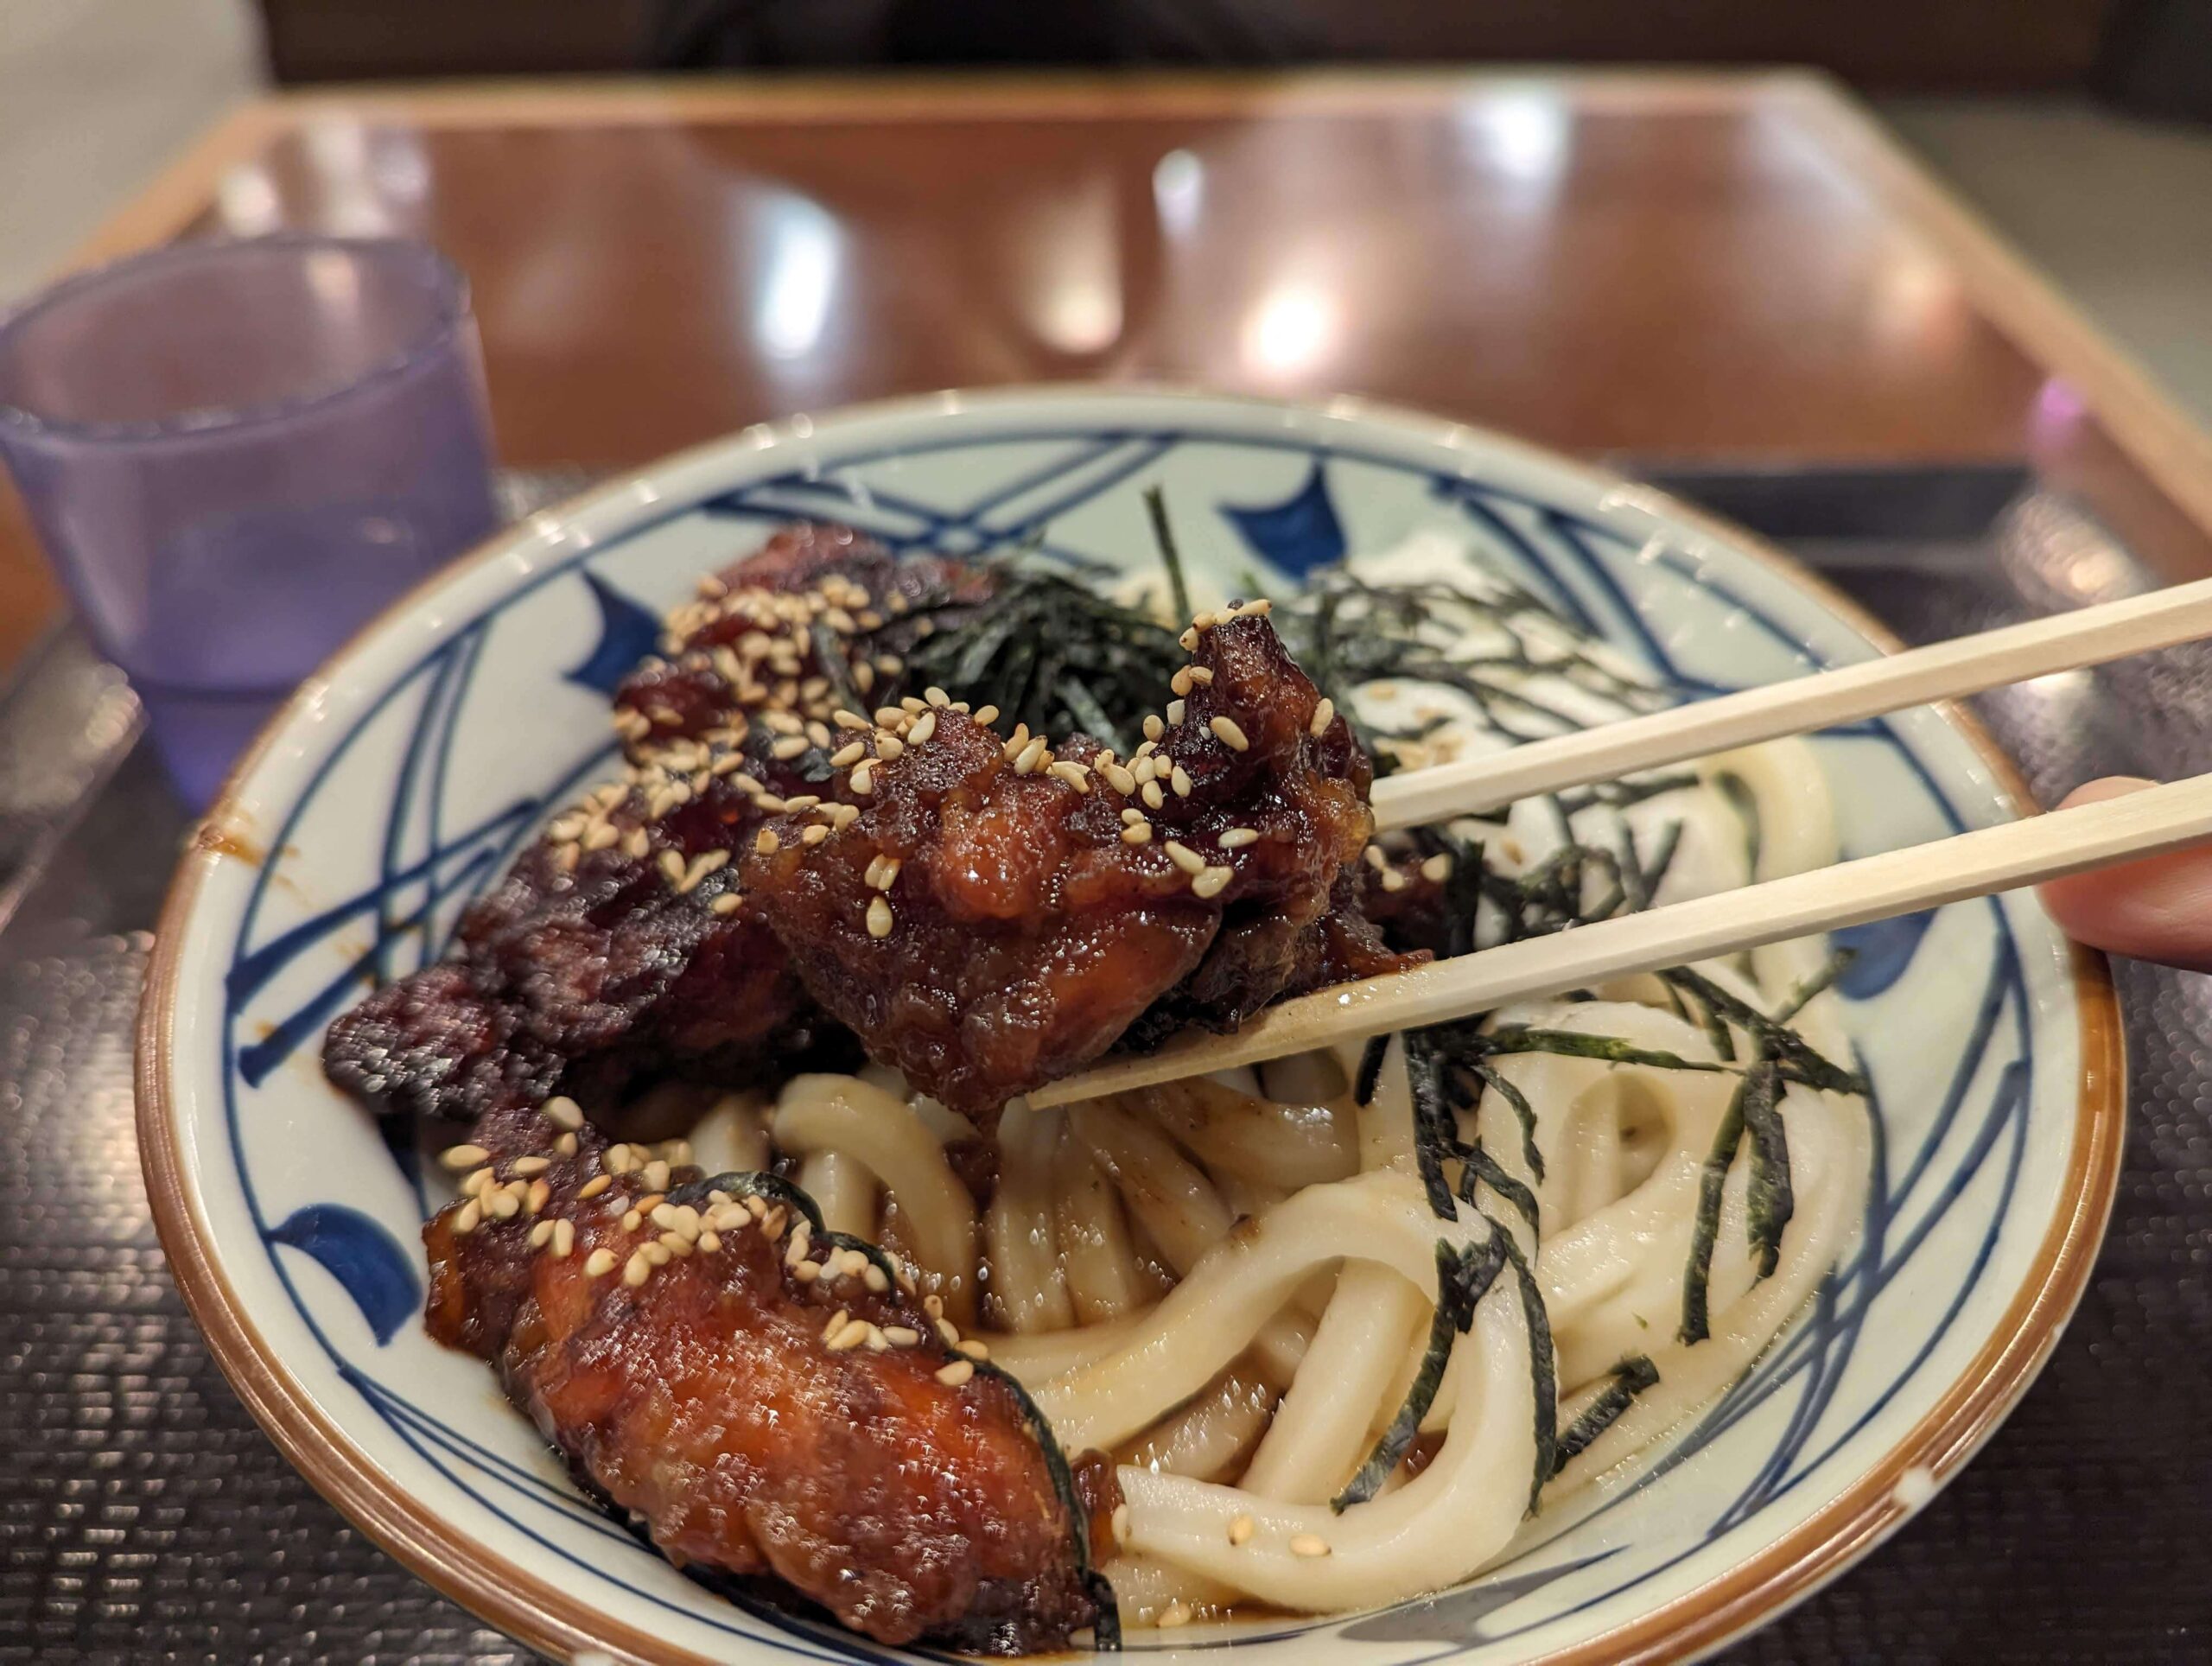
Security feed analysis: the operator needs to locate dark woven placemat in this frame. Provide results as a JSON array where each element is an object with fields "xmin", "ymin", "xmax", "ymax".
[{"xmin": 0, "ymin": 467, "xmax": 2204, "ymax": 1663}]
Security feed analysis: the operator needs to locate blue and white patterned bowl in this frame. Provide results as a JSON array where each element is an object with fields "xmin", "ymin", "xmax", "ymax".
[{"xmin": 138, "ymin": 388, "xmax": 2122, "ymax": 1665}]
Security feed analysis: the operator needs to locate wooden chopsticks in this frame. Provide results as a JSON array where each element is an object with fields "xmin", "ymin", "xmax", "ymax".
[
  {"xmin": 1370, "ymin": 573, "xmax": 2212, "ymax": 828},
  {"xmin": 1027, "ymin": 578, "xmax": 2212, "ymax": 1108},
  {"xmin": 1031, "ymin": 770, "xmax": 2212, "ymax": 1106}
]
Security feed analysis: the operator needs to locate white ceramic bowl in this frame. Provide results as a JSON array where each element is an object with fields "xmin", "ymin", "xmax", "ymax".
[{"xmin": 139, "ymin": 388, "xmax": 2121, "ymax": 1665}]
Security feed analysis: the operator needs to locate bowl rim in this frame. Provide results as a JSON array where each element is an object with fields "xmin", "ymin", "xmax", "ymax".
[{"xmin": 135, "ymin": 383, "xmax": 2126, "ymax": 1666}]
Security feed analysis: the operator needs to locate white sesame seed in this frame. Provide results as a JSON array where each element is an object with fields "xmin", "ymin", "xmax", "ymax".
[
  {"xmin": 1381, "ymin": 868, "xmax": 1408, "ymax": 893},
  {"xmin": 1166, "ymin": 699, "xmax": 1187, "ymax": 726},
  {"xmin": 1121, "ymin": 823, "xmax": 1153, "ymax": 844},
  {"xmin": 556, "ymin": 1132, "xmax": 580, "ymax": 1156},
  {"xmin": 623, "ymin": 1251, "xmax": 652, "ymax": 1288},
  {"xmin": 1290, "ymin": 1534, "xmax": 1332, "ymax": 1558},
  {"xmin": 850, "ymin": 763, "xmax": 874, "ymax": 795},
  {"xmin": 579, "ymin": 1173, "xmax": 613, "ymax": 1199},
  {"xmin": 908, "ymin": 711, "xmax": 938, "ymax": 746},
  {"xmin": 1179, "ymin": 626, "xmax": 1198, "ymax": 651},
  {"xmin": 1220, "ymin": 827, "xmax": 1260, "ymax": 848},
  {"xmin": 1309, "ymin": 696, "xmax": 1336, "ymax": 736},
  {"xmin": 1172, "ymin": 764, "xmax": 1193, "ymax": 798},
  {"xmin": 1421, "ymin": 853, "xmax": 1452, "ymax": 882},
  {"xmin": 867, "ymin": 896, "xmax": 894, "ymax": 938},
  {"xmin": 1141, "ymin": 781, "xmax": 1165, "ymax": 810},
  {"xmin": 1170, "ymin": 666, "xmax": 1193, "ymax": 696},
  {"xmin": 832, "ymin": 803, "xmax": 860, "ymax": 829},
  {"xmin": 870, "ymin": 858, "xmax": 902, "ymax": 893},
  {"xmin": 526, "ymin": 1178, "xmax": 552, "ymax": 1214},
  {"xmin": 650, "ymin": 1203, "xmax": 683, "ymax": 1230},
  {"xmin": 772, "ymin": 734, "xmax": 810, "ymax": 761},
  {"xmin": 925, "ymin": 686, "xmax": 950, "ymax": 708},
  {"xmin": 552, "ymin": 1219, "xmax": 575, "ymax": 1259},
  {"xmin": 530, "ymin": 1218, "xmax": 556, "ymax": 1249},
  {"xmin": 711, "ymin": 892, "xmax": 743, "ymax": 914},
  {"xmin": 1121, "ymin": 806, "xmax": 1146, "ymax": 824},
  {"xmin": 830, "ymin": 741, "xmax": 866, "ymax": 767},
  {"xmin": 1103, "ymin": 763, "xmax": 1137, "ymax": 794},
  {"xmin": 1048, "ymin": 760, "xmax": 1091, "ymax": 792},
  {"xmin": 800, "ymin": 824, "xmax": 830, "ymax": 847},
  {"xmin": 1163, "ymin": 840, "xmax": 1205, "ymax": 875},
  {"xmin": 440, "ymin": 1144, "xmax": 490, "ymax": 1171},
  {"xmin": 1187, "ymin": 666, "xmax": 1214, "ymax": 686},
  {"xmin": 934, "ymin": 1315, "xmax": 960, "ymax": 1345},
  {"xmin": 451, "ymin": 1199, "xmax": 481, "ymax": 1235},
  {"xmin": 542, "ymin": 1096, "xmax": 584, "ymax": 1131},
  {"xmin": 641, "ymin": 1160, "xmax": 671, "ymax": 1193},
  {"xmin": 698, "ymin": 1230, "xmax": 721, "ymax": 1253},
  {"xmin": 1111, "ymin": 1504, "xmax": 1130, "ymax": 1542},
  {"xmin": 586, "ymin": 1248, "xmax": 617, "ymax": 1276},
  {"xmin": 1143, "ymin": 714, "xmax": 1166, "ymax": 741},
  {"xmin": 658, "ymin": 1230, "xmax": 693, "ymax": 1257},
  {"xmin": 754, "ymin": 828, "xmax": 780, "ymax": 855},
  {"xmin": 486, "ymin": 1189, "xmax": 523, "ymax": 1220},
  {"xmin": 1364, "ymin": 844, "xmax": 1389, "ymax": 872},
  {"xmin": 1132, "ymin": 754, "xmax": 1158, "ymax": 785},
  {"xmin": 875, "ymin": 706, "xmax": 906, "ymax": 728},
  {"xmin": 1013, "ymin": 736, "xmax": 1048, "ymax": 774},
  {"xmin": 1158, "ymin": 1602, "xmax": 1192, "ymax": 1629},
  {"xmin": 1229, "ymin": 1513, "xmax": 1255, "ymax": 1546},
  {"xmin": 642, "ymin": 1240, "xmax": 672, "ymax": 1267},
  {"xmin": 862, "ymin": 1263, "xmax": 890, "ymax": 1293},
  {"xmin": 1210, "ymin": 715, "xmax": 1250, "ymax": 752},
  {"xmin": 834, "ymin": 708, "xmax": 870, "ymax": 729},
  {"xmin": 935, "ymin": 1358, "xmax": 976, "ymax": 1387},
  {"xmin": 461, "ymin": 1167, "xmax": 493, "ymax": 1198},
  {"xmin": 958, "ymin": 1338, "xmax": 990, "ymax": 1360},
  {"xmin": 828, "ymin": 1319, "xmax": 871, "ymax": 1352},
  {"xmin": 882, "ymin": 1326, "xmax": 920, "ymax": 1346},
  {"xmin": 973, "ymin": 705, "xmax": 999, "ymax": 725}
]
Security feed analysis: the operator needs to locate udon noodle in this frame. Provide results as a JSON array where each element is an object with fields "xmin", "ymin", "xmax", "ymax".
[{"xmin": 675, "ymin": 530, "xmax": 1872, "ymax": 1629}]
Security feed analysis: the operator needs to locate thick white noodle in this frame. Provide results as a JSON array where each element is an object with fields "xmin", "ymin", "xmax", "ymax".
[
  {"xmin": 986, "ymin": 1102, "xmax": 1077, "ymax": 1332},
  {"xmin": 773, "ymin": 1073, "xmax": 979, "ymax": 1325}
]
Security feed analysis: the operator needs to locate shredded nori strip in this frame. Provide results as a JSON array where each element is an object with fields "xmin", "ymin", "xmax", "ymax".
[
  {"xmin": 1677, "ymin": 1071, "xmax": 1751, "ymax": 1345},
  {"xmin": 1354, "ymin": 1033, "xmax": 1391, "ymax": 1108},
  {"xmin": 668, "ymin": 1171, "xmax": 1117, "ymax": 1643},
  {"xmin": 1456, "ymin": 1139, "xmax": 1541, "ymax": 1238},
  {"xmin": 1141, "ymin": 485, "xmax": 1194, "ymax": 628},
  {"xmin": 1657, "ymin": 968, "xmax": 1866, "ymax": 1095},
  {"xmin": 1478, "ymin": 1025, "xmax": 1733, "ymax": 1077},
  {"xmin": 1772, "ymin": 947, "xmax": 1858, "ymax": 1025},
  {"xmin": 1737, "ymin": 1059, "xmax": 1793, "ymax": 1278},
  {"xmin": 1714, "ymin": 769, "xmax": 1761, "ymax": 874},
  {"xmin": 1467, "ymin": 1059, "xmax": 1545, "ymax": 1182},
  {"xmin": 1497, "ymin": 1230, "xmax": 1559, "ymax": 1514},
  {"xmin": 1331, "ymin": 1237, "xmax": 1508, "ymax": 1511},
  {"xmin": 1551, "ymin": 1355, "xmax": 1661, "ymax": 1476}
]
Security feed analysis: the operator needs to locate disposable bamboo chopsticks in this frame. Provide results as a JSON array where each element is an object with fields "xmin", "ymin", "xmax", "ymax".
[
  {"xmin": 1369, "ymin": 573, "xmax": 2212, "ymax": 829},
  {"xmin": 1029, "ymin": 770, "xmax": 2212, "ymax": 1108}
]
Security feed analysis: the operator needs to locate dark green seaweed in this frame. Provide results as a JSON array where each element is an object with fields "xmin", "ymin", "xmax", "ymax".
[
  {"xmin": 1551, "ymin": 1355, "xmax": 1661, "ymax": 1476},
  {"xmin": 1331, "ymin": 1237, "xmax": 1507, "ymax": 1511},
  {"xmin": 1677, "ymin": 1073, "xmax": 1751, "ymax": 1345}
]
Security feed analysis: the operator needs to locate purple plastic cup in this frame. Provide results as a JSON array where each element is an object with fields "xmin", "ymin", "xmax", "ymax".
[{"xmin": 0, "ymin": 235, "xmax": 500, "ymax": 807}]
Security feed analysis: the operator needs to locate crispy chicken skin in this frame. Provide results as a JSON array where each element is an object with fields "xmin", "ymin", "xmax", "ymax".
[
  {"xmin": 426, "ymin": 1103, "xmax": 1103, "ymax": 1651},
  {"xmin": 741, "ymin": 607, "xmax": 1424, "ymax": 1116}
]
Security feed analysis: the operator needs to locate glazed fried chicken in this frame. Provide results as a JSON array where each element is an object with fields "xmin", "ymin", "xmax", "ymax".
[
  {"xmin": 740, "ymin": 604, "xmax": 1423, "ymax": 1117},
  {"xmin": 423, "ymin": 1101, "xmax": 1106, "ymax": 1650},
  {"xmin": 325, "ymin": 525, "xmax": 986, "ymax": 1128}
]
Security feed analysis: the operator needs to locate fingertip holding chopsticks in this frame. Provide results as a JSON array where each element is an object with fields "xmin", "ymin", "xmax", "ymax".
[{"xmin": 1031, "ymin": 575, "xmax": 2212, "ymax": 1108}]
